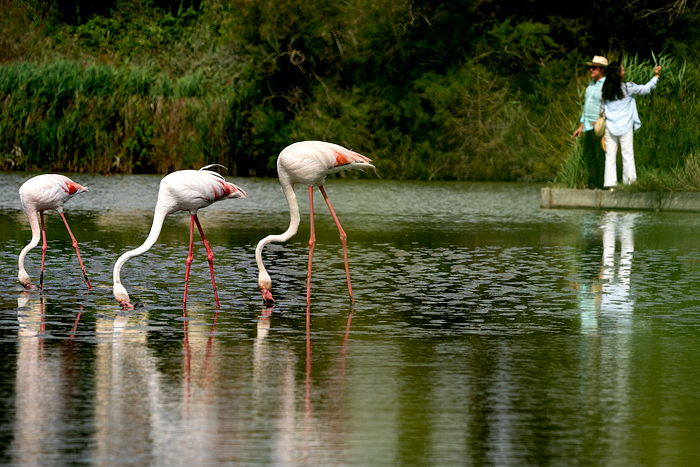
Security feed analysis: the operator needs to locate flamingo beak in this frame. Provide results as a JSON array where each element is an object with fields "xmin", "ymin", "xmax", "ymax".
[{"xmin": 261, "ymin": 289, "xmax": 275, "ymax": 304}]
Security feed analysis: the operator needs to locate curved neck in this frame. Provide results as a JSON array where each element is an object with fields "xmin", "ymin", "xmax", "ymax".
[
  {"xmin": 18, "ymin": 208, "xmax": 41, "ymax": 277},
  {"xmin": 255, "ymin": 181, "xmax": 301, "ymax": 275},
  {"xmin": 113, "ymin": 206, "xmax": 169, "ymax": 286}
]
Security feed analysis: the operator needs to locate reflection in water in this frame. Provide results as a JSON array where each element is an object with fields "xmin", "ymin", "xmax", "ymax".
[
  {"xmin": 252, "ymin": 305, "xmax": 353, "ymax": 465},
  {"xmin": 12, "ymin": 292, "xmax": 47, "ymax": 466},
  {"xmin": 577, "ymin": 212, "xmax": 639, "ymax": 461},
  {"xmin": 11, "ymin": 292, "xmax": 90, "ymax": 465},
  {"xmin": 92, "ymin": 310, "xmax": 227, "ymax": 465},
  {"xmin": 253, "ymin": 307, "xmax": 297, "ymax": 464},
  {"xmin": 93, "ymin": 312, "xmax": 157, "ymax": 465},
  {"xmin": 7, "ymin": 302, "xmax": 356, "ymax": 465},
  {"xmin": 580, "ymin": 212, "xmax": 637, "ymax": 334}
]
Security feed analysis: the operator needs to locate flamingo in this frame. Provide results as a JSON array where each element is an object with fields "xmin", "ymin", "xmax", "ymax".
[
  {"xmin": 112, "ymin": 166, "xmax": 246, "ymax": 310},
  {"xmin": 18, "ymin": 174, "xmax": 91, "ymax": 290},
  {"xmin": 255, "ymin": 141, "xmax": 375, "ymax": 305}
]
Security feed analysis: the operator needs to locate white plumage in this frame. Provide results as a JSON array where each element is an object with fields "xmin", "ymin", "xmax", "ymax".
[
  {"xmin": 255, "ymin": 141, "xmax": 375, "ymax": 305},
  {"xmin": 113, "ymin": 166, "xmax": 246, "ymax": 310},
  {"xmin": 18, "ymin": 174, "xmax": 91, "ymax": 289}
]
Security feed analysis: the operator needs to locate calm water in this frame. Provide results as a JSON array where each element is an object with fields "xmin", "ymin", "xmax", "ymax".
[{"xmin": 1, "ymin": 173, "xmax": 700, "ymax": 465}]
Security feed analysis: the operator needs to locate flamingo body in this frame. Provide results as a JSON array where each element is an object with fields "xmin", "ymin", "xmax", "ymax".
[
  {"xmin": 255, "ymin": 141, "xmax": 374, "ymax": 304},
  {"xmin": 112, "ymin": 167, "xmax": 246, "ymax": 309},
  {"xmin": 18, "ymin": 174, "xmax": 90, "ymax": 289},
  {"xmin": 277, "ymin": 141, "xmax": 373, "ymax": 187}
]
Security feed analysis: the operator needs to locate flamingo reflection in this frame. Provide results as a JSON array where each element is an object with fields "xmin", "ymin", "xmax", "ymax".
[
  {"xmin": 182, "ymin": 310, "xmax": 219, "ymax": 417},
  {"xmin": 253, "ymin": 305, "xmax": 354, "ymax": 464},
  {"xmin": 11, "ymin": 292, "xmax": 48, "ymax": 465},
  {"xmin": 11, "ymin": 292, "xmax": 90, "ymax": 464},
  {"xmin": 92, "ymin": 312, "xmax": 158, "ymax": 464}
]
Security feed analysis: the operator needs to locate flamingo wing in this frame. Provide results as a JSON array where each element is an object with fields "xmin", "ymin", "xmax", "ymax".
[
  {"xmin": 279, "ymin": 141, "xmax": 374, "ymax": 186},
  {"xmin": 20, "ymin": 174, "xmax": 88, "ymax": 212},
  {"xmin": 194, "ymin": 170, "xmax": 247, "ymax": 202},
  {"xmin": 160, "ymin": 170, "xmax": 246, "ymax": 213}
]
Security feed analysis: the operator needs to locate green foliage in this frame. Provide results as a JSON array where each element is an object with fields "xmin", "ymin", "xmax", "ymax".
[
  {"xmin": 483, "ymin": 19, "xmax": 557, "ymax": 70},
  {"xmin": 553, "ymin": 138, "xmax": 588, "ymax": 189},
  {"xmin": 0, "ymin": 60, "xmax": 242, "ymax": 173},
  {"xmin": 2, "ymin": 0, "xmax": 700, "ymax": 184},
  {"xmin": 632, "ymin": 152, "xmax": 700, "ymax": 193}
]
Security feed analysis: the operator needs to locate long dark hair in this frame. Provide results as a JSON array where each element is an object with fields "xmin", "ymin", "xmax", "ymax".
[{"xmin": 602, "ymin": 62, "xmax": 625, "ymax": 102}]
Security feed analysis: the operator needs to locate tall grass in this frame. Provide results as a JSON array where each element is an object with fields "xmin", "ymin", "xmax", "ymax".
[
  {"xmin": 553, "ymin": 138, "xmax": 588, "ymax": 189},
  {"xmin": 0, "ymin": 57, "xmax": 563, "ymax": 179},
  {"xmin": 0, "ymin": 60, "xmax": 243, "ymax": 173},
  {"xmin": 633, "ymin": 152, "xmax": 700, "ymax": 192}
]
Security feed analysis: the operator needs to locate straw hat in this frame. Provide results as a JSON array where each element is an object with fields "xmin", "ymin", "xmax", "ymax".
[{"xmin": 586, "ymin": 56, "xmax": 608, "ymax": 67}]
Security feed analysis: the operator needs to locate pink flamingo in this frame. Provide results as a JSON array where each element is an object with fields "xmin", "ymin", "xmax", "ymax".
[
  {"xmin": 113, "ymin": 166, "xmax": 246, "ymax": 310},
  {"xmin": 18, "ymin": 174, "xmax": 91, "ymax": 290},
  {"xmin": 255, "ymin": 141, "xmax": 374, "ymax": 305}
]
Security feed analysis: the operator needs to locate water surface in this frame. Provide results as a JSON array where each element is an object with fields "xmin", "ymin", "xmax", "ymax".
[{"xmin": 1, "ymin": 173, "xmax": 700, "ymax": 465}]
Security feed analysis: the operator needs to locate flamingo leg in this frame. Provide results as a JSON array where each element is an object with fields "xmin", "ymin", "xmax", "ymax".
[
  {"xmin": 183, "ymin": 214, "xmax": 196, "ymax": 313},
  {"xmin": 319, "ymin": 185, "xmax": 354, "ymax": 303},
  {"xmin": 194, "ymin": 214, "xmax": 220, "ymax": 310},
  {"xmin": 60, "ymin": 212, "xmax": 92, "ymax": 290},
  {"xmin": 39, "ymin": 212, "xmax": 47, "ymax": 290},
  {"xmin": 307, "ymin": 186, "xmax": 316, "ymax": 305},
  {"xmin": 305, "ymin": 304, "xmax": 312, "ymax": 430}
]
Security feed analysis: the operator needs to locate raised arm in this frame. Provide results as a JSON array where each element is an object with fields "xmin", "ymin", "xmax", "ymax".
[{"xmin": 628, "ymin": 66, "xmax": 661, "ymax": 96}]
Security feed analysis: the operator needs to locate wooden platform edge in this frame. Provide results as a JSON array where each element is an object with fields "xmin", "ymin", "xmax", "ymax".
[{"xmin": 540, "ymin": 188, "xmax": 700, "ymax": 212}]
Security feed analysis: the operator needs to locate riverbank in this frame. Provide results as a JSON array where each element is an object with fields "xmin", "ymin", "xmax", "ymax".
[{"xmin": 540, "ymin": 187, "xmax": 700, "ymax": 212}]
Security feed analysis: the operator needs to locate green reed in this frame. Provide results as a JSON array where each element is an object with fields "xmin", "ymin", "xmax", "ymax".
[{"xmin": 0, "ymin": 60, "xmax": 242, "ymax": 173}]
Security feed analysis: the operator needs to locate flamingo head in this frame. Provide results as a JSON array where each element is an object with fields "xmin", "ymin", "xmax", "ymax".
[
  {"xmin": 261, "ymin": 288, "xmax": 275, "ymax": 304},
  {"xmin": 18, "ymin": 270, "xmax": 34, "ymax": 289},
  {"xmin": 113, "ymin": 282, "xmax": 134, "ymax": 309},
  {"xmin": 258, "ymin": 271, "xmax": 275, "ymax": 304}
]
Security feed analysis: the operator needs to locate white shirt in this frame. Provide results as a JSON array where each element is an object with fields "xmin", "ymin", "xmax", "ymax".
[{"xmin": 603, "ymin": 76, "xmax": 658, "ymax": 136}]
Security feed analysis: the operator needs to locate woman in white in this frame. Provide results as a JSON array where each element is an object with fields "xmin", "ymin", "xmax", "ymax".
[{"xmin": 601, "ymin": 61, "xmax": 661, "ymax": 188}]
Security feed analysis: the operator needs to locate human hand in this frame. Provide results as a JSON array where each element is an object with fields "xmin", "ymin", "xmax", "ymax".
[
  {"xmin": 573, "ymin": 123, "xmax": 583, "ymax": 138},
  {"xmin": 654, "ymin": 65, "xmax": 661, "ymax": 77}
]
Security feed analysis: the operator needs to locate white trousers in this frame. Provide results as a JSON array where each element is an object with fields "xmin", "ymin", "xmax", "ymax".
[{"xmin": 604, "ymin": 128, "xmax": 636, "ymax": 187}]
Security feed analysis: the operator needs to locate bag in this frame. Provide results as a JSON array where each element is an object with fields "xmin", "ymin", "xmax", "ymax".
[{"xmin": 594, "ymin": 111, "xmax": 606, "ymax": 137}]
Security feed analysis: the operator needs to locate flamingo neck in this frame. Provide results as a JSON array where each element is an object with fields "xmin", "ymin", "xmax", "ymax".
[
  {"xmin": 255, "ymin": 181, "xmax": 301, "ymax": 283},
  {"xmin": 18, "ymin": 208, "xmax": 41, "ymax": 285},
  {"xmin": 113, "ymin": 206, "xmax": 169, "ymax": 287}
]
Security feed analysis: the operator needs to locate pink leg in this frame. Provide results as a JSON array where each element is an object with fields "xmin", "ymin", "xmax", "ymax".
[
  {"xmin": 183, "ymin": 215, "xmax": 196, "ymax": 313},
  {"xmin": 307, "ymin": 186, "xmax": 316, "ymax": 305},
  {"xmin": 40, "ymin": 213, "xmax": 47, "ymax": 289},
  {"xmin": 319, "ymin": 186, "xmax": 354, "ymax": 303},
  {"xmin": 60, "ymin": 212, "xmax": 91, "ymax": 290},
  {"xmin": 305, "ymin": 304, "xmax": 312, "ymax": 427},
  {"xmin": 194, "ymin": 214, "xmax": 220, "ymax": 310}
]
